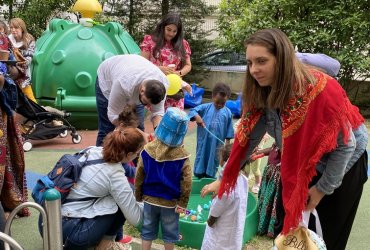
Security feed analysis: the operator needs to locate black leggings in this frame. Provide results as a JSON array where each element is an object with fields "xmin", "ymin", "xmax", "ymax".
[{"xmin": 309, "ymin": 151, "xmax": 368, "ymax": 250}]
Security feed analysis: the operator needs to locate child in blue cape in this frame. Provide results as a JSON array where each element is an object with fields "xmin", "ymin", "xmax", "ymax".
[{"xmin": 188, "ymin": 83, "xmax": 234, "ymax": 178}]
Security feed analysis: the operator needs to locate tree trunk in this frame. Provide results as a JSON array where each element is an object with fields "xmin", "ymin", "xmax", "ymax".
[{"xmin": 162, "ymin": 0, "xmax": 169, "ymax": 16}]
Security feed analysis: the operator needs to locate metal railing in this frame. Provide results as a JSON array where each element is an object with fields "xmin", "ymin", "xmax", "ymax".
[{"xmin": 2, "ymin": 188, "xmax": 63, "ymax": 250}]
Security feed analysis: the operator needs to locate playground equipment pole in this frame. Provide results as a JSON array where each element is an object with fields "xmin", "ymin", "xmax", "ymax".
[{"xmin": 44, "ymin": 188, "xmax": 63, "ymax": 250}]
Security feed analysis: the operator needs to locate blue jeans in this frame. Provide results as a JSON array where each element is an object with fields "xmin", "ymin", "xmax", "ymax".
[
  {"xmin": 141, "ymin": 203, "xmax": 179, "ymax": 243},
  {"xmin": 95, "ymin": 78, "xmax": 145, "ymax": 146},
  {"xmin": 62, "ymin": 209, "xmax": 125, "ymax": 249}
]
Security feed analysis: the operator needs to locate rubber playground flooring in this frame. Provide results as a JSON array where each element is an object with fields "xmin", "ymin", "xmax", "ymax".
[{"xmin": 8, "ymin": 119, "xmax": 370, "ymax": 250}]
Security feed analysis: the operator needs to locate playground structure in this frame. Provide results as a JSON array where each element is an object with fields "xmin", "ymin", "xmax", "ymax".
[{"xmin": 31, "ymin": 0, "xmax": 140, "ymax": 129}]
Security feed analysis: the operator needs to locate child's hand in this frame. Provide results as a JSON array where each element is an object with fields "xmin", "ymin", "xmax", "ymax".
[
  {"xmin": 175, "ymin": 205, "xmax": 186, "ymax": 214},
  {"xmin": 182, "ymin": 83, "xmax": 193, "ymax": 96},
  {"xmin": 207, "ymin": 215, "xmax": 218, "ymax": 227},
  {"xmin": 200, "ymin": 180, "xmax": 221, "ymax": 198},
  {"xmin": 196, "ymin": 118, "xmax": 205, "ymax": 128}
]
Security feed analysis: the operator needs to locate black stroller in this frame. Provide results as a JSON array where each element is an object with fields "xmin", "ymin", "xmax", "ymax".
[{"xmin": 15, "ymin": 85, "xmax": 82, "ymax": 152}]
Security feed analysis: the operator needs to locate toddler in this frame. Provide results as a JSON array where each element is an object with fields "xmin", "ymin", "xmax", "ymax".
[
  {"xmin": 201, "ymin": 143, "xmax": 248, "ymax": 250},
  {"xmin": 188, "ymin": 83, "xmax": 234, "ymax": 178},
  {"xmin": 135, "ymin": 107, "xmax": 192, "ymax": 250},
  {"xmin": 244, "ymin": 133, "xmax": 270, "ymax": 194}
]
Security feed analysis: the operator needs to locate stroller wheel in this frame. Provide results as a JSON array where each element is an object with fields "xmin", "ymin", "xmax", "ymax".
[
  {"xmin": 59, "ymin": 130, "xmax": 68, "ymax": 138},
  {"xmin": 72, "ymin": 134, "xmax": 82, "ymax": 144},
  {"xmin": 23, "ymin": 141, "xmax": 33, "ymax": 152}
]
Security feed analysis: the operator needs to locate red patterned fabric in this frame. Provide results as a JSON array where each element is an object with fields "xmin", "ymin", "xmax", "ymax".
[
  {"xmin": 219, "ymin": 71, "xmax": 364, "ymax": 234},
  {"xmin": 0, "ymin": 111, "xmax": 29, "ymax": 216},
  {"xmin": 140, "ymin": 35, "xmax": 191, "ymax": 69}
]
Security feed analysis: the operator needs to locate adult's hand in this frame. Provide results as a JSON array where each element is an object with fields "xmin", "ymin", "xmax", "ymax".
[
  {"xmin": 306, "ymin": 185, "xmax": 325, "ymax": 211},
  {"xmin": 200, "ymin": 179, "xmax": 221, "ymax": 198},
  {"xmin": 159, "ymin": 66, "xmax": 175, "ymax": 75}
]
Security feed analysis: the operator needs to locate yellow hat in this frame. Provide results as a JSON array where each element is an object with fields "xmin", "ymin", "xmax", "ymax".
[{"xmin": 166, "ymin": 74, "xmax": 182, "ymax": 96}]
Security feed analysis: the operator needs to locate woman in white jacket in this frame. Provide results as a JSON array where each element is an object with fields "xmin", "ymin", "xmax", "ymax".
[{"xmin": 61, "ymin": 128, "xmax": 145, "ymax": 250}]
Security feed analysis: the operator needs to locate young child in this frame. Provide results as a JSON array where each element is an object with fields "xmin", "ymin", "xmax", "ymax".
[
  {"xmin": 188, "ymin": 82, "xmax": 234, "ymax": 178},
  {"xmin": 115, "ymin": 104, "xmax": 142, "ymax": 245},
  {"xmin": 201, "ymin": 143, "xmax": 249, "ymax": 250},
  {"xmin": 244, "ymin": 133, "xmax": 270, "ymax": 194},
  {"xmin": 254, "ymin": 143, "xmax": 283, "ymax": 238},
  {"xmin": 135, "ymin": 107, "xmax": 192, "ymax": 250}
]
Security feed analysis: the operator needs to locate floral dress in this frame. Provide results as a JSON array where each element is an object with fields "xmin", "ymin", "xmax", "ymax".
[{"xmin": 140, "ymin": 35, "xmax": 191, "ymax": 110}]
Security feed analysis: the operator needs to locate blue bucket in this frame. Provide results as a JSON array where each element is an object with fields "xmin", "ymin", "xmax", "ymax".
[{"xmin": 155, "ymin": 107, "xmax": 189, "ymax": 147}]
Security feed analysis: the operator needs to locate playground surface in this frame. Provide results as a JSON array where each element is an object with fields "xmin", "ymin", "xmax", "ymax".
[{"xmin": 7, "ymin": 117, "xmax": 370, "ymax": 249}]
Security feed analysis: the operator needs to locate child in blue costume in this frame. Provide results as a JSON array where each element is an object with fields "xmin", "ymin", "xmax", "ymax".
[
  {"xmin": 135, "ymin": 107, "xmax": 192, "ymax": 250},
  {"xmin": 188, "ymin": 83, "xmax": 234, "ymax": 178}
]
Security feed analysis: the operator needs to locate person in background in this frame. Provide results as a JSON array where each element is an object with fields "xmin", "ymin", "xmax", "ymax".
[
  {"xmin": 95, "ymin": 54, "xmax": 168, "ymax": 146},
  {"xmin": 140, "ymin": 12, "xmax": 192, "ymax": 110},
  {"xmin": 0, "ymin": 73, "xmax": 29, "ymax": 218},
  {"xmin": 135, "ymin": 107, "xmax": 192, "ymax": 250},
  {"xmin": 0, "ymin": 21, "xmax": 9, "ymax": 51},
  {"xmin": 218, "ymin": 28, "xmax": 367, "ymax": 250},
  {"xmin": 8, "ymin": 18, "xmax": 36, "ymax": 103},
  {"xmin": 62, "ymin": 128, "xmax": 145, "ymax": 250},
  {"xmin": 188, "ymin": 83, "xmax": 234, "ymax": 179},
  {"xmin": 243, "ymin": 133, "xmax": 270, "ymax": 194},
  {"xmin": 201, "ymin": 143, "xmax": 248, "ymax": 250}
]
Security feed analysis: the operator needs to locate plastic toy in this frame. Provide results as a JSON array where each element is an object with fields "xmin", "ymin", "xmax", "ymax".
[
  {"xmin": 32, "ymin": 0, "xmax": 140, "ymax": 129},
  {"xmin": 190, "ymin": 215, "xmax": 197, "ymax": 221}
]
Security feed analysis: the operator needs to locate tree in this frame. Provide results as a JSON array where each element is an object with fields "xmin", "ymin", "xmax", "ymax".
[
  {"xmin": 0, "ymin": 0, "xmax": 216, "ymax": 83},
  {"xmin": 2, "ymin": 0, "xmax": 76, "ymax": 37},
  {"xmin": 217, "ymin": 0, "xmax": 370, "ymax": 103}
]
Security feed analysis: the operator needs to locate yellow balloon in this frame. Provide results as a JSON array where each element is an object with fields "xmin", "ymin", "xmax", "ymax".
[{"xmin": 166, "ymin": 74, "xmax": 182, "ymax": 96}]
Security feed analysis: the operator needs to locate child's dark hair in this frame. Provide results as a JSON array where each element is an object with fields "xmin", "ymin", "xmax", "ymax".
[
  {"xmin": 152, "ymin": 13, "xmax": 186, "ymax": 65},
  {"xmin": 219, "ymin": 143, "xmax": 233, "ymax": 163},
  {"xmin": 212, "ymin": 83, "xmax": 231, "ymax": 98},
  {"xmin": 0, "ymin": 21, "xmax": 8, "ymax": 34},
  {"xmin": 117, "ymin": 104, "xmax": 140, "ymax": 128}
]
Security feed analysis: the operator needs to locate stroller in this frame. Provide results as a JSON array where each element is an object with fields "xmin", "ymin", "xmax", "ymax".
[{"xmin": 15, "ymin": 84, "xmax": 82, "ymax": 152}]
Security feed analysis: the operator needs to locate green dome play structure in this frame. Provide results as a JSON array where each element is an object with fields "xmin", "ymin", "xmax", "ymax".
[{"xmin": 31, "ymin": 18, "xmax": 140, "ymax": 129}]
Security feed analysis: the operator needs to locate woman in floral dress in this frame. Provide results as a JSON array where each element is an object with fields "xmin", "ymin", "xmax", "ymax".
[{"xmin": 140, "ymin": 12, "xmax": 192, "ymax": 110}]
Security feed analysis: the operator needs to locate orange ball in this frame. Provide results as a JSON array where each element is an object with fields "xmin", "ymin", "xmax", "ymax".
[{"xmin": 190, "ymin": 215, "xmax": 197, "ymax": 221}]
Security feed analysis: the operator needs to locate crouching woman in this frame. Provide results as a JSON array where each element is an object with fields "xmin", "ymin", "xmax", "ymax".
[{"xmin": 61, "ymin": 128, "xmax": 145, "ymax": 250}]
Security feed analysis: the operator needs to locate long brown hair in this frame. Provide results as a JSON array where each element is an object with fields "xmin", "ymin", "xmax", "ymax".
[
  {"xmin": 102, "ymin": 128, "xmax": 145, "ymax": 163},
  {"xmin": 243, "ymin": 28, "xmax": 314, "ymax": 110},
  {"xmin": 9, "ymin": 18, "xmax": 34, "ymax": 49},
  {"xmin": 152, "ymin": 13, "xmax": 186, "ymax": 66}
]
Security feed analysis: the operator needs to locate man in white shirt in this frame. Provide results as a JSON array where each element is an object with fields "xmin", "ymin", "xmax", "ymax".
[{"xmin": 95, "ymin": 54, "xmax": 168, "ymax": 146}]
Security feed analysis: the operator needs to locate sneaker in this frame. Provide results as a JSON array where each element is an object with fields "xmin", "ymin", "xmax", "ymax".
[
  {"xmin": 252, "ymin": 184, "xmax": 260, "ymax": 194},
  {"xmin": 118, "ymin": 235, "xmax": 133, "ymax": 244}
]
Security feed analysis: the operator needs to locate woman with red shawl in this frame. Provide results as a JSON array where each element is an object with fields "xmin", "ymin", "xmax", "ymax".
[{"xmin": 202, "ymin": 29, "xmax": 368, "ymax": 250}]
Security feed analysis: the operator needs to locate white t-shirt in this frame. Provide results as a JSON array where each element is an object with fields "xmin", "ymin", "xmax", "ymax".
[{"xmin": 97, "ymin": 54, "xmax": 168, "ymax": 123}]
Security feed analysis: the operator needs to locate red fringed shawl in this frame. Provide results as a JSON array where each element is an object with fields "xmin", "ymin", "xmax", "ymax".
[{"xmin": 219, "ymin": 71, "xmax": 364, "ymax": 234}]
